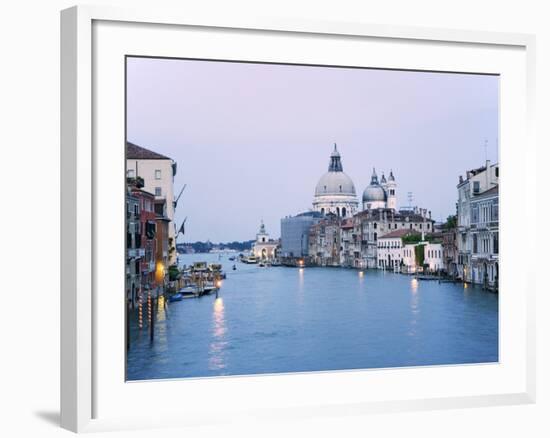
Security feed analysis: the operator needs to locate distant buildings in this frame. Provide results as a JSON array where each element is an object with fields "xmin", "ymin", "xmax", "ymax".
[
  {"xmin": 280, "ymin": 211, "xmax": 323, "ymax": 262},
  {"xmin": 308, "ymin": 214, "xmax": 342, "ymax": 267},
  {"xmin": 274, "ymin": 145, "xmax": 499, "ymax": 291},
  {"xmin": 251, "ymin": 221, "xmax": 279, "ymax": 261},
  {"xmin": 280, "ymin": 145, "xmax": 438, "ymax": 272},
  {"xmin": 377, "ymin": 229, "xmax": 410, "ymax": 271}
]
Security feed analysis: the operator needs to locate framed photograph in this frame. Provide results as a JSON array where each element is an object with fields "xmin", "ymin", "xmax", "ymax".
[{"xmin": 61, "ymin": 5, "xmax": 536, "ymax": 432}]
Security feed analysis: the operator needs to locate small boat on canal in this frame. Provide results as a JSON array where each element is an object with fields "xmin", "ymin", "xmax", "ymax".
[
  {"xmin": 179, "ymin": 285, "xmax": 199, "ymax": 297},
  {"xmin": 168, "ymin": 292, "xmax": 183, "ymax": 302},
  {"xmin": 242, "ymin": 255, "xmax": 259, "ymax": 264}
]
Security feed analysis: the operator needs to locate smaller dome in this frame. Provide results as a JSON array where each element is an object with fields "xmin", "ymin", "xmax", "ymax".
[{"xmin": 362, "ymin": 185, "xmax": 387, "ymax": 202}]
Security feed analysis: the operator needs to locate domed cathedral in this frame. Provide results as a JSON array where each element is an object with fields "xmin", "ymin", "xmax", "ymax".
[
  {"xmin": 312, "ymin": 144, "xmax": 358, "ymax": 217},
  {"xmin": 362, "ymin": 168, "xmax": 397, "ymax": 211}
]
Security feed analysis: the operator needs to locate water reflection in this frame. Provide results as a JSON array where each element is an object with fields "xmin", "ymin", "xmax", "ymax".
[
  {"xmin": 410, "ymin": 277, "xmax": 419, "ymax": 293},
  {"xmin": 156, "ymin": 295, "xmax": 166, "ymax": 322},
  {"xmin": 296, "ymin": 267, "xmax": 305, "ymax": 305},
  {"xmin": 358, "ymin": 270, "xmax": 365, "ymax": 287},
  {"xmin": 409, "ymin": 278, "xmax": 420, "ymax": 337},
  {"xmin": 208, "ymin": 297, "xmax": 227, "ymax": 371},
  {"xmin": 128, "ymin": 253, "xmax": 499, "ymax": 380}
]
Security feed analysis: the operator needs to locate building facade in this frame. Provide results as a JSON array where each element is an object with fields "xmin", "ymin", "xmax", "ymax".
[
  {"xmin": 308, "ymin": 215, "xmax": 342, "ymax": 267},
  {"xmin": 280, "ymin": 211, "xmax": 323, "ymax": 260},
  {"xmin": 469, "ymin": 186, "xmax": 499, "ymax": 289},
  {"xmin": 456, "ymin": 160, "xmax": 499, "ymax": 287},
  {"xmin": 376, "ymin": 229, "xmax": 410, "ymax": 271},
  {"xmin": 126, "ymin": 190, "xmax": 141, "ymax": 307},
  {"xmin": 130, "ymin": 186, "xmax": 157, "ymax": 301},
  {"xmin": 127, "ymin": 141, "xmax": 178, "ymax": 265},
  {"xmin": 252, "ymin": 221, "xmax": 279, "ymax": 261}
]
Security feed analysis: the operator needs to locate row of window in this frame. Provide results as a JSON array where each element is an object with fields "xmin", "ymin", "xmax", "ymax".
[
  {"xmin": 320, "ymin": 206, "xmax": 348, "ymax": 217},
  {"xmin": 377, "ymin": 240, "xmax": 401, "ymax": 249},
  {"xmin": 426, "ymin": 249, "xmax": 442, "ymax": 259},
  {"xmin": 365, "ymin": 222, "xmax": 431, "ymax": 231},
  {"xmin": 472, "ymin": 233, "xmax": 499, "ymax": 254},
  {"xmin": 127, "ymin": 169, "xmax": 163, "ymax": 180}
]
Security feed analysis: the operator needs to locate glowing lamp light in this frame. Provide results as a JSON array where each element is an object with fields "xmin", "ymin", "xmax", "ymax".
[
  {"xmin": 216, "ymin": 280, "xmax": 222, "ymax": 288},
  {"xmin": 155, "ymin": 261, "xmax": 165, "ymax": 284}
]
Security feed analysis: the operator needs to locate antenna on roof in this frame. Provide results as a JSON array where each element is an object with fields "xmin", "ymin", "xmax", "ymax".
[
  {"xmin": 174, "ymin": 184, "xmax": 187, "ymax": 209},
  {"xmin": 484, "ymin": 138, "xmax": 488, "ymax": 162}
]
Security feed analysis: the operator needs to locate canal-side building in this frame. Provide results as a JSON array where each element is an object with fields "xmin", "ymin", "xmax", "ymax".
[
  {"xmin": 355, "ymin": 207, "xmax": 435, "ymax": 268},
  {"xmin": 127, "ymin": 141, "xmax": 178, "ymax": 265},
  {"xmin": 130, "ymin": 186, "xmax": 158, "ymax": 299},
  {"xmin": 308, "ymin": 214, "xmax": 342, "ymax": 266},
  {"xmin": 401, "ymin": 239, "xmax": 444, "ymax": 274},
  {"xmin": 469, "ymin": 186, "xmax": 499, "ymax": 289},
  {"xmin": 280, "ymin": 211, "xmax": 323, "ymax": 263},
  {"xmin": 441, "ymin": 227, "xmax": 459, "ymax": 277},
  {"xmin": 424, "ymin": 242, "xmax": 444, "ymax": 272},
  {"xmin": 126, "ymin": 188, "xmax": 141, "ymax": 307},
  {"xmin": 312, "ymin": 144, "xmax": 358, "ymax": 217},
  {"xmin": 153, "ymin": 198, "xmax": 171, "ymax": 297},
  {"xmin": 456, "ymin": 160, "xmax": 499, "ymax": 283},
  {"xmin": 252, "ymin": 221, "xmax": 279, "ymax": 261},
  {"xmin": 376, "ymin": 229, "xmax": 411, "ymax": 270},
  {"xmin": 339, "ymin": 217, "xmax": 356, "ymax": 267}
]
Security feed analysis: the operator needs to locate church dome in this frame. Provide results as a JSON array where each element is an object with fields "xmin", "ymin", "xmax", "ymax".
[
  {"xmin": 362, "ymin": 185, "xmax": 387, "ymax": 202},
  {"xmin": 362, "ymin": 168, "xmax": 387, "ymax": 202},
  {"xmin": 314, "ymin": 144, "xmax": 356, "ymax": 197},
  {"xmin": 315, "ymin": 171, "xmax": 356, "ymax": 196}
]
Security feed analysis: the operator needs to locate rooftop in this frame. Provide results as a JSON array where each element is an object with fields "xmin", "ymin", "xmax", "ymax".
[
  {"xmin": 379, "ymin": 229, "xmax": 419, "ymax": 239},
  {"xmin": 127, "ymin": 141, "xmax": 172, "ymax": 160}
]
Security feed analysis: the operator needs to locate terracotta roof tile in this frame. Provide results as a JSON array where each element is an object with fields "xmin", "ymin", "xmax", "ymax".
[{"xmin": 127, "ymin": 141, "xmax": 172, "ymax": 160}]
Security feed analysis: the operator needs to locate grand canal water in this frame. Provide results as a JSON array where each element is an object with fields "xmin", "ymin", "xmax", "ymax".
[{"xmin": 127, "ymin": 253, "xmax": 498, "ymax": 380}]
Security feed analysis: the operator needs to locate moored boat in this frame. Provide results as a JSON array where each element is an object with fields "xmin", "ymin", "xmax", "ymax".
[
  {"xmin": 243, "ymin": 255, "xmax": 259, "ymax": 264},
  {"xmin": 168, "ymin": 293, "xmax": 183, "ymax": 302}
]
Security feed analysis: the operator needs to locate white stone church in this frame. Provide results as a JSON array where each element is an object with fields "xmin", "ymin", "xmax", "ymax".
[{"xmin": 312, "ymin": 144, "xmax": 398, "ymax": 215}]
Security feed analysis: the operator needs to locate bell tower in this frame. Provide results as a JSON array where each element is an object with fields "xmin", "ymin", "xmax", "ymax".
[{"xmin": 386, "ymin": 170, "xmax": 397, "ymax": 210}]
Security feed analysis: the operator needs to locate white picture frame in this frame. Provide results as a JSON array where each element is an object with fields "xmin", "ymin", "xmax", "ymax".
[{"xmin": 60, "ymin": 5, "xmax": 536, "ymax": 433}]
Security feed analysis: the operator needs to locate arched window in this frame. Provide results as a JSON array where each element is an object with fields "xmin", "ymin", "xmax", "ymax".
[
  {"xmin": 336, "ymin": 207, "xmax": 340, "ymax": 216},
  {"xmin": 342, "ymin": 207, "xmax": 346, "ymax": 217},
  {"xmin": 321, "ymin": 208, "xmax": 325, "ymax": 215}
]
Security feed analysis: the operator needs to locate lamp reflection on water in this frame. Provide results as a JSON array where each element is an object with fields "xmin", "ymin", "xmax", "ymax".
[
  {"xmin": 409, "ymin": 278, "xmax": 420, "ymax": 338},
  {"xmin": 156, "ymin": 295, "xmax": 166, "ymax": 322},
  {"xmin": 208, "ymin": 297, "xmax": 227, "ymax": 371}
]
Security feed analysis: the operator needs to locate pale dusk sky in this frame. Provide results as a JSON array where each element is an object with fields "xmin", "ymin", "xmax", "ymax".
[{"xmin": 126, "ymin": 57, "xmax": 499, "ymax": 242}]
